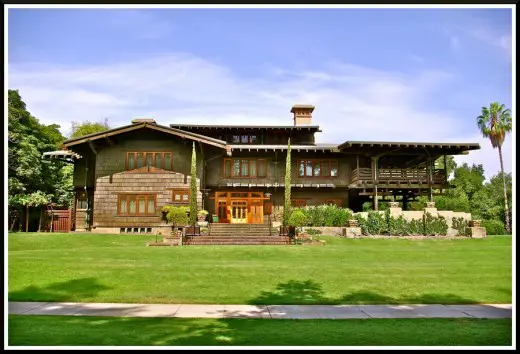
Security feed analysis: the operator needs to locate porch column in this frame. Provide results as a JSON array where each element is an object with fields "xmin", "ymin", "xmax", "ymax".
[
  {"xmin": 372, "ymin": 156, "xmax": 379, "ymax": 211},
  {"xmin": 428, "ymin": 158, "xmax": 433, "ymax": 202},
  {"xmin": 443, "ymin": 154, "xmax": 448, "ymax": 184}
]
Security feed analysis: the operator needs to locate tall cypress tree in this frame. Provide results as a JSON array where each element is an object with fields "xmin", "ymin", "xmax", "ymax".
[
  {"xmin": 189, "ymin": 142, "xmax": 198, "ymax": 226},
  {"xmin": 283, "ymin": 138, "xmax": 291, "ymax": 226}
]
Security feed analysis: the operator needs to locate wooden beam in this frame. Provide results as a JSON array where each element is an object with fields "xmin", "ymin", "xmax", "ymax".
[{"xmin": 88, "ymin": 140, "xmax": 97, "ymax": 155}]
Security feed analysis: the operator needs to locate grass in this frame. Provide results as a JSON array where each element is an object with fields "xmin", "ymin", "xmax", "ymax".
[
  {"xmin": 8, "ymin": 233, "xmax": 512, "ymax": 305},
  {"xmin": 8, "ymin": 315, "xmax": 512, "ymax": 346}
]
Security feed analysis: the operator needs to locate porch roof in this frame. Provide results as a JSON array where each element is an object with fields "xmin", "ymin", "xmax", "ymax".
[
  {"xmin": 337, "ymin": 140, "xmax": 480, "ymax": 153},
  {"xmin": 170, "ymin": 124, "xmax": 322, "ymax": 132}
]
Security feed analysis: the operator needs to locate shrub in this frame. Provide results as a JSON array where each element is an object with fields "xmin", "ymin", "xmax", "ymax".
[
  {"xmin": 359, "ymin": 211, "xmax": 387, "ymax": 235},
  {"xmin": 407, "ymin": 218, "xmax": 424, "ymax": 235},
  {"xmin": 288, "ymin": 209, "xmax": 309, "ymax": 235},
  {"xmin": 388, "ymin": 215, "xmax": 408, "ymax": 236},
  {"xmin": 306, "ymin": 228, "xmax": 322, "ymax": 236},
  {"xmin": 452, "ymin": 217, "xmax": 470, "ymax": 236},
  {"xmin": 481, "ymin": 219, "xmax": 506, "ymax": 235},
  {"xmin": 362, "ymin": 201, "xmax": 373, "ymax": 212},
  {"xmin": 304, "ymin": 205, "xmax": 353, "ymax": 227},
  {"xmin": 164, "ymin": 206, "xmax": 189, "ymax": 228},
  {"xmin": 424, "ymin": 213, "xmax": 448, "ymax": 236}
]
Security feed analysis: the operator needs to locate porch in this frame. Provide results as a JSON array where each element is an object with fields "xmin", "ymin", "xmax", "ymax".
[{"xmin": 350, "ymin": 167, "xmax": 447, "ymax": 188}]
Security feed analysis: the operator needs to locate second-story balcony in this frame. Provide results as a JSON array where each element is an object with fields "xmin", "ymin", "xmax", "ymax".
[{"xmin": 350, "ymin": 167, "xmax": 447, "ymax": 188}]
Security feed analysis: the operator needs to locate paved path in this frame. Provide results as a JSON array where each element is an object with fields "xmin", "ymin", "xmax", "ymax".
[{"xmin": 8, "ymin": 302, "xmax": 512, "ymax": 319}]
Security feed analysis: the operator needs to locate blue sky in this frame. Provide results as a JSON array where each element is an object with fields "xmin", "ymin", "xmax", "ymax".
[{"xmin": 7, "ymin": 6, "xmax": 513, "ymax": 178}]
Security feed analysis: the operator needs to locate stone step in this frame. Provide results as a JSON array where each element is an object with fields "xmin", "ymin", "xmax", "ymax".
[{"xmin": 184, "ymin": 241, "xmax": 292, "ymax": 245}]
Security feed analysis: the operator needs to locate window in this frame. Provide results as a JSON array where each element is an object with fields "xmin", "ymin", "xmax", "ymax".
[
  {"xmin": 126, "ymin": 152, "xmax": 173, "ymax": 171},
  {"xmin": 230, "ymin": 135, "xmax": 260, "ymax": 144},
  {"xmin": 297, "ymin": 160, "xmax": 339, "ymax": 178},
  {"xmin": 77, "ymin": 199, "xmax": 88, "ymax": 210},
  {"xmin": 223, "ymin": 159, "xmax": 267, "ymax": 178},
  {"xmin": 324, "ymin": 199, "xmax": 342, "ymax": 207},
  {"xmin": 264, "ymin": 202, "xmax": 273, "ymax": 215},
  {"xmin": 291, "ymin": 199, "xmax": 307, "ymax": 207},
  {"xmin": 118, "ymin": 194, "xmax": 156, "ymax": 216},
  {"xmin": 172, "ymin": 190, "xmax": 190, "ymax": 203}
]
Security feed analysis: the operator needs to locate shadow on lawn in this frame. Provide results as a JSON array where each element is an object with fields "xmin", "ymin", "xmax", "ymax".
[
  {"xmin": 8, "ymin": 277, "xmax": 110, "ymax": 302},
  {"xmin": 247, "ymin": 279, "xmax": 480, "ymax": 305}
]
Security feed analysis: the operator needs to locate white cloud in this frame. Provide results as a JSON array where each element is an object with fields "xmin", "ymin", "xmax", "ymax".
[
  {"xmin": 443, "ymin": 28, "xmax": 461, "ymax": 52},
  {"xmin": 7, "ymin": 53, "xmax": 512, "ymax": 179}
]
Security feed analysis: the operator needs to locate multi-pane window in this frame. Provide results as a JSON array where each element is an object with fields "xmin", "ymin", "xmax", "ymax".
[
  {"xmin": 231, "ymin": 135, "xmax": 259, "ymax": 144},
  {"xmin": 172, "ymin": 190, "xmax": 190, "ymax": 204},
  {"xmin": 118, "ymin": 194, "xmax": 156, "ymax": 216},
  {"xmin": 223, "ymin": 159, "xmax": 267, "ymax": 178},
  {"xmin": 298, "ymin": 160, "xmax": 338, "ymax": 178},
  {"xmin": 126, "ymin": 152, "xmax": 173, "ymax": 171},
  {"xmin": 77, "ymin": 199, "xmax": 88, "ymax": 210}
]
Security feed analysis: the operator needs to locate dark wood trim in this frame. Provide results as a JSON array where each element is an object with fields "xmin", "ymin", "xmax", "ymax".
[
  {"xmin": 117, "ymin": 194, "xmax": 157, "ymax": 216},
  {"xmin": 222, "ymin": 158, "xmax": 268, "ymax": 178},
  {"xmin": 126, "ymin": 151, "xmax": 173, "ymax": 171},
  {"xmin": 297, "ymin": 159, "xmax": 339, "ymax": 178}
]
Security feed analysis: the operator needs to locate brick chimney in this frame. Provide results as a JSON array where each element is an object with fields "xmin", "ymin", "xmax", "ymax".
[
  {"xmin": 291, "ymin": 104, "xmax": 315, "ymax": 126},
  {"xmin": 131, "ymin": 118, "xmax": 156, "ymax": 124}
]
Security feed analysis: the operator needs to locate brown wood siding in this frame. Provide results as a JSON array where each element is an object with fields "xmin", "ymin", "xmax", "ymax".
[
  {"xmin": 92, "ymin": 135, "xmax": 203, "ymax": 229},
  {"xmin": 205, "ymin": 151, "xmax": 355, "ymax": 187}
]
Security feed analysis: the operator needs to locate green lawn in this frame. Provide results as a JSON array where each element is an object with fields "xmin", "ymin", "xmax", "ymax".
[
  {"xmin": 8, "ymin": 233, "xmax": 512, "ymax": 305},
  {"xmin": 8, "ymin": 315, "xmax": 512, "ymax": 346}
]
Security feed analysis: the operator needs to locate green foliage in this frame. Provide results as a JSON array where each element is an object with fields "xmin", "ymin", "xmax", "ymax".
[
  {"xmin": 8, "ymin": 89, "xmax": 73, "ymax": 231},
  {"xmin": 287, "ymin": 209, "xmax": 309, "ymax": 229},
  {"xmin": 189, "ymin": 143, "xmax": 198, "ymax": 225},
  {"xmin": 164, "ymin": 206, "xmax": 189, "ymax": 227},
  {"xmin": 306, "ymin": 228, "xmax": 322, "ymax": 236},
  {"xmin": 355, "ymin": 211, "xmax": 448, "ymax": 236},
  {"xmin": 304, "ymin": 205, "xmax": 353, "ymax": 227},
  {"xmin": 407, "ymin": 219, "xmax": 424, "ymax": 236},
  {"xmin": 481, "ymin": 220, "xmax": 506, "ymax": 236},
  {"xmin": 452, "ymin": 217, "xmax": 470, "ymax": 237},
  {"xmin": 198, "ymin": 210, "xmax": 209, "ymax": 216},
  {"xmin": 70, "ymin": 119, "xmax": 110, "ymax": 139},
  {"xmin": 423, "ymin": 213, "xmax": 448, "ymax": 236},
  {"xmin": 283, "ymin": 139, "xmax": 292, "ymax": 226},
  {"xmin": 362, "ymin": 201, "xmax": 373, "ymax": 212}
]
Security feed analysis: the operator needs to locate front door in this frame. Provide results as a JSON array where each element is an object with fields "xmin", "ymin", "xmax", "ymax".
[
  {"xmin": 230, "ymin": 200, "xmax": 248, "ymax": 223},
  {"xmin": 217, "ymin": 200, "xmax": 228, "ymax": 223},
  {"xmin": 250, "ymin": 199, "xmax": 263, "ymax": 224}
]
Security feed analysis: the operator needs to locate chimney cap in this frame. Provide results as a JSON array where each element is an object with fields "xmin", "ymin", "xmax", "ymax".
[
  {"xmin": 131, "ymin": 118, "xmax": 156, "ymax": 124},
  {"xmin": 290, "ymin": 104, "xmax": 315, "ymax": 113}
]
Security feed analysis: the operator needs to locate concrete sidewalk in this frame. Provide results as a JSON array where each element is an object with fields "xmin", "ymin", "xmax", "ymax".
[{"xmin": 8, "ymin": 302, "xmax": 512, "ymax": 319}]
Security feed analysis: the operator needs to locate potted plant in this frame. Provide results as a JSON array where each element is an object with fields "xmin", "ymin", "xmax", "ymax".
[{"xmin": 197, "ymin": 210, "xmax": 209, "ymax": 222}]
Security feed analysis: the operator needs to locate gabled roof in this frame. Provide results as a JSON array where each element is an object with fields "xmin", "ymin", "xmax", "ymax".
[
  {"xmin": 170, "ymin": 124, "xmax": 322, "ymax": 132},
  {"xmin": 62, "ymin": 122, "xmax": 228, "ymax": 149}
]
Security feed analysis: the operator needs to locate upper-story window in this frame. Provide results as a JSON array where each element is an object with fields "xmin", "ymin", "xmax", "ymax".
[
  {"xmin": 231, "ymin": 135, "xmax": 259, "ymax": 144},
  {"xmin": 297, "ymin": 159, "xmax": 338, "ymax": 178},
  {"xmin": 126, "ymin": 152, "xmax": 173, "ymax": 171},
  {"xmin": 223, "ymin": 158, "xmax": 267, "ymax": 178}
]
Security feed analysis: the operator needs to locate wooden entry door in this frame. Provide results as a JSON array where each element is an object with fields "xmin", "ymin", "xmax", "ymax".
[
  {"xmin": 250, "ymin": 199, "xmax": 263, "ymax": 224},
  {"xmin": 217, "ymin": 200, "xmax": 228, "ymax": 223},
  {"xmin": 230, "ymin": 200, "xmax": 248, "ymax": 224}
]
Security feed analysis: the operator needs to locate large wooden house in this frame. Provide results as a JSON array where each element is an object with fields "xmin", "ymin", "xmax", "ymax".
[{"xmin": 45, "ymin": 105, "xmax": 480, "ymax": 233}]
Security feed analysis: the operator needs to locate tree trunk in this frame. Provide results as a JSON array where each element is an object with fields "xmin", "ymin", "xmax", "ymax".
[
  {"xmin": 10, "ymin": 215, "xmax": 17, "ymax": 232},
  {"xmin": 498, "ymin": 145, "xmax": 511, "ymax": 233},
  {"xmin": 25, "ymin": 205, "xmax": 29, "ymax": 232}
]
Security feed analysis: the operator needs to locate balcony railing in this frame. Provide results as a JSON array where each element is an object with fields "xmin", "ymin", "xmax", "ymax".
[{"xmin": 351, "ymin": 168, "xmax": 446, "ymax": 186}]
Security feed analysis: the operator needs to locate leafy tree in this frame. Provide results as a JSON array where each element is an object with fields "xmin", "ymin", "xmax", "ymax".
[
  {"xmin": 283, "ymin": 138, "xmax": 292, "ymax": 226},
  {"xmin": 477, "ymin": 102, "xmax": 512, "ymax": 233},
  {"xmin": 451, "ymin": 163, "xmax": 485, "ymax": 201},
  {"xmin": 189, "ymin": 142, "xmax": 198, "ymax": 226},
  {"xmin": 287, "ymin": 209, "xmax": 308, "ymax": 236},
  {"xmin": 8, "ymin": 89, "xmax": 73, "ymax": 231},
  {"xmin": 70, "ymin": 119, "xmax": 110, "ymax": 138}
]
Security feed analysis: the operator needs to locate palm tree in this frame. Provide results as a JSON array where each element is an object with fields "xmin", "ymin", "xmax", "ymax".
[{"xmin": 477, "ymin": 102, "xmax": 512, "ymax": 233}]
